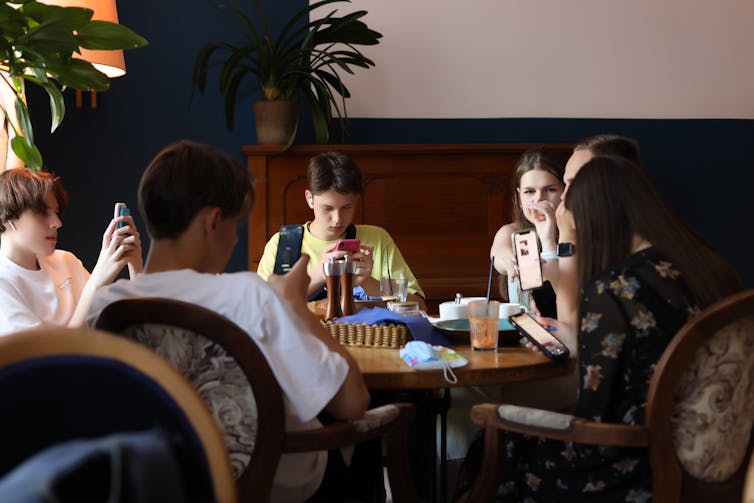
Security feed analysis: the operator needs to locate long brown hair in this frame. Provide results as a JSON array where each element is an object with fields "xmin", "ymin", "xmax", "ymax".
[
  {"xmin": 564, "ymin": 156, "xmax": 740, "ymax": 308},
  {"xmin": 511, "ymin": 147, "xmax": 567, "ymax": 229}
]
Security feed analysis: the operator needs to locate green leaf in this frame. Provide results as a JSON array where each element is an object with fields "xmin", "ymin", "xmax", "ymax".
[
  {"xmin": 14, "ymin": 96, "xmax": 33, "ymax": 144},
  {"xmin": 11, "ymin": 135, "xmax": 43, "ymax": 171},
  {"xmin": 18, "ymin": 23, "xmax": 79, "ymax": 55},
  {"xmin": 48, "ymin": 58, "xmax": 110, "ymax": 91},
  {"xmin": 76, "ymin": 21, "xmax": 148, "ymax": 50},
  {"xmin": 22, "ymin": 3, "xmax": 93, "ymax": 29}
]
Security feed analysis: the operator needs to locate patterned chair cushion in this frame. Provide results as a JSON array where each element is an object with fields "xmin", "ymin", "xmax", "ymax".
[
  {"xmin": 672, "ymin": 317, "xmax": 754, "ymax": 482},
  {"xmin": 122, "ymin": 324, "xmax": 256, "ymax": 479}
]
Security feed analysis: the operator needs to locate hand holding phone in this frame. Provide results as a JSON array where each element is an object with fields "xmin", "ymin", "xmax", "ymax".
[
  {"xmin": 273, "ymin": 224, "xmax": 304, "ymax": 275},
  {"xmin": 509, "ymin": 311, "xmax": 570, "ymax": 359},
  {"xmin": 113, "ymin": 202, "xmax": 130, "ymax": 229},
  {"xmin": 335, "ymin": 238, "xmax": 360, "ymax": 253},
  {"xmin": 512, "ymin": 229, "xmax": 543, "ymax": 290}
]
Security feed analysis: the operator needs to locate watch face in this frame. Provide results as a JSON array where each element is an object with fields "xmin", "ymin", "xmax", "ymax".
[{"xmin": 557, "ymin": 242, "xmax": 575, "ymax": 257}]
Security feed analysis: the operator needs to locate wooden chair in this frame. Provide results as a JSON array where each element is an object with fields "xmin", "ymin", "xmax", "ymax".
[
  {"xmin": 94, "ymin": 297, "xmax": 417, "ymax": 502},
  {"xmin": 0, "ymin": 327, "xmax": 236, "ymax": 503},
  {"xmin": 744, "ymin": 449, "xmax": 754, "ymax": 503},
  {"xmin": 468, "ymin": 289, "xmax": 754, "ymax": 503}
]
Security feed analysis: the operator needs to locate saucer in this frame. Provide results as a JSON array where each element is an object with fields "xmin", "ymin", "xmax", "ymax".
[{"xmin": 432, "ymin": 318, "xmax": 520, "ymax": 346}]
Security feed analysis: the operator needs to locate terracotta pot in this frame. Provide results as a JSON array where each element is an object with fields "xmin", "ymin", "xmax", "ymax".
[{"xmin": 252, "ymin": 100, "xmax": 297, "ymax": 145}]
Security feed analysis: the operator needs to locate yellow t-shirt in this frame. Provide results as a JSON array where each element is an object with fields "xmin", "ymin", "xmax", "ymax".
[{"xmin": 257, "ymin": 222, "xmax": 425, "ymax": 297}]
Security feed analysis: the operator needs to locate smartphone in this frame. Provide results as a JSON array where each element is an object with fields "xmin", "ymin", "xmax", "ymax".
[
  {"xmin": 509, "ymin": 311, "xmax": 570, "ymax": 359},
  {"xmin": 512, "ymin": 229, "xmax": 543, "ymax": 290},
  {"xmin": 335, "ymin": 238, "xmax": 360, "ymax": 253},
  {"xmin": 113, "ymin": 202, "xmax": 130, "ymax": 229},
  {"xmin": 273, "ymin": 224, "xmax": 304, "ymax": 275}
]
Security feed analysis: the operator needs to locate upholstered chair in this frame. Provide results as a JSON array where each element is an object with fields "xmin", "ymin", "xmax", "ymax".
[{"xmin": 468, "ymin": 289, "xmax": 754, "ymax": 503}]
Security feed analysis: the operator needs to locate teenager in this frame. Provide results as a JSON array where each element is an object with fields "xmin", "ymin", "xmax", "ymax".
[
  {"xmin": 86, "ymin": 140, "xmax": 370, "ymax": 502},
  {"xmin": 457, "ymin": 155, "xmax": 741, "ymax": 501},
  {"xmin": 0, "ymin": 168, "xmax": 141, "ymax": 335},
  {"xmin": 256, "ymin": 151, "xmax": 425, "ymax": 307}
]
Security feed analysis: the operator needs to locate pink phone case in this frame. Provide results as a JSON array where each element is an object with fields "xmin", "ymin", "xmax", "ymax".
[{"xmin": 335, "ymin": 239, "xmax": 360, "ymax": 253}]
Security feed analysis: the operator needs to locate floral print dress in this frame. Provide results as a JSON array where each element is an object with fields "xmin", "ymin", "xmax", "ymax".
[{"xmin": 497, "ymin": 247, "xmax": 697, "ymax": 502}]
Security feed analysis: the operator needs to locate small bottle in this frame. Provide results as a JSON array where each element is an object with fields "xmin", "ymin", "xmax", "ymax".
[
  {"xmin": 340, "ymin": 255, "xmax": 356, "ymax": 316},
  {"xmin": 324, "ymin": 257, "xmax": 344, "ymax": 320}
]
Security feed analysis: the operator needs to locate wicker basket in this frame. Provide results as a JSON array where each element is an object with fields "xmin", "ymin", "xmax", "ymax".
[{"xmin": 321, "ymin": 320, "xmax": 408, "ymax": 348}]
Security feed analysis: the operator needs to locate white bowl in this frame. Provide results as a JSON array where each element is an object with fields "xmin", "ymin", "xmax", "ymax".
[{"xmin": 438, "ymin": 298, "xmax": 524, "ymax": 320}]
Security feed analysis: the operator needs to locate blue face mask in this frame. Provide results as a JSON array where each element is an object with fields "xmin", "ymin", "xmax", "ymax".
[{"xmin": 399, "ymin": 341, "xmax": 467, "ymax": 384}]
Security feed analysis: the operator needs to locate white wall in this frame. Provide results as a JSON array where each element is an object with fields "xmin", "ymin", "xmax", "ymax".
[{"xmin": 317, "ymin": 0, "xmax": 754, "ymax": 119}]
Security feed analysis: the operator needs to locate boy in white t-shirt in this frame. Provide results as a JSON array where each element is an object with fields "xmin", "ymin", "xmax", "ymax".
[
  {"xmin": 0, "ymin": 168, "xmax": 142, "ymax": 335},
  {"xmin": 86, "ymin": 140, "xmax": 370, "ymax": 502}
]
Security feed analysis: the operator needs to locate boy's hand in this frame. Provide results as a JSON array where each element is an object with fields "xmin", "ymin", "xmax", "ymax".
[{"xmin": 269, "ymin": 254, "xmax": 311, "ymax": 304}]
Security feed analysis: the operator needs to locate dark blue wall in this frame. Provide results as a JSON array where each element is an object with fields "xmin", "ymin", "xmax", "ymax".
[{"xmin": 30, "ymin": 0, "xmax": 754, "ymax": 287}]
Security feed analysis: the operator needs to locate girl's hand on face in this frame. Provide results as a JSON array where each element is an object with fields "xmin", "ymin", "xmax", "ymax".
[{"xmin": 529, "ymin": 201, "xmax": 558, "ymax": 252}]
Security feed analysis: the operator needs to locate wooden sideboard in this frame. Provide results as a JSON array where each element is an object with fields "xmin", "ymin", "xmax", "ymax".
[{"xmin": 244, "ymin": 143, "xmax": 572, "ymax": 310}]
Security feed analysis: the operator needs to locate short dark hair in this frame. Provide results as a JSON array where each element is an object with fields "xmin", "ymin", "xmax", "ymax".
[
  {"xmin": 307, "ymin": 151, "xmax": 363, "ymax": 195},
  {"xmin": 574, "ymin": 134, "xmax": 641, "ymax": 164},
  {"xmin": 0, "ymin": 168, "xmax": 67, "ymax": 234},
  {"xmin": 511, "ymin": 147, "xmax": 568, "ymax": 229},
  {"xmin": 138, "ymin": 140, "xmax": 253, "ymax": 239}
]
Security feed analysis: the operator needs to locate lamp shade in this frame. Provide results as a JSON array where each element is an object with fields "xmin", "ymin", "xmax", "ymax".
[{"xmin": 42, "ymin": 0, "xmax": 126, "ymax": 78}]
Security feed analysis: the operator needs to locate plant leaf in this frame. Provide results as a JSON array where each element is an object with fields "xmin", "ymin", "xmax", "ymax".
[
  {"xmin": 76, "ymin": 21, "xmax": 148, "ymax": 50},
  {"xmin": 11, "ymin": 135, "xmax": 43, "ymax": 171}
]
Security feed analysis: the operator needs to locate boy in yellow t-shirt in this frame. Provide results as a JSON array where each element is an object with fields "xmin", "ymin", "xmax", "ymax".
[{"xmin": 256, "ymin": 151, "xmax": 425, "ymax": 307}]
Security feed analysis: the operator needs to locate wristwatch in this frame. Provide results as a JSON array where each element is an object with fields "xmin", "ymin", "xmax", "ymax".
[{"xmin": 557, "ymin": 242, "xmax": 575, "ymax": 257}]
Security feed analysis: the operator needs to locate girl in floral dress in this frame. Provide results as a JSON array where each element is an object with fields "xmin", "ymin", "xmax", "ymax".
[{"xmin": 457, "ymin": 155, "xmax": 741, "ymax": 502}]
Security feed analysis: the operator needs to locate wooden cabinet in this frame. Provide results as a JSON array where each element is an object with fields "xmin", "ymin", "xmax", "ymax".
[{"xmin": 244, "ymin": 143, "xmax": 572, "ymax": 310}]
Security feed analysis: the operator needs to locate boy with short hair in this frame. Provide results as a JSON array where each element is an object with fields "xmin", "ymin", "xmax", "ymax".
[
  {"xmin": 256, "ymin": 151, "xmax": 425, "ymax": 306},
  {"xmin": 87, "ymin": 140, "xmax": 369, "ymax": 501}
]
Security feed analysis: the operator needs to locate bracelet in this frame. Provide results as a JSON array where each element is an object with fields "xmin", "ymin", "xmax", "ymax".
[{"xmin": 540, "ymin": 250, "xmax": 558, "ymax": 260}]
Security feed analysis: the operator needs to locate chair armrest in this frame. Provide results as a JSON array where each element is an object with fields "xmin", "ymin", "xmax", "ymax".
[
  {"xmin": 471, "ymin": 403, "xmax": 649, "ymax": 448},
  {"xmin": 282, "ymin": 403, "xmax": 415, "ymax": 453}
]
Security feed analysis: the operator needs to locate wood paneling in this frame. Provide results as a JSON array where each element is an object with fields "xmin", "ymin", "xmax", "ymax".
[{"xmin": 244, "ymin": 144, "xmax": 572, "ymax": 310}]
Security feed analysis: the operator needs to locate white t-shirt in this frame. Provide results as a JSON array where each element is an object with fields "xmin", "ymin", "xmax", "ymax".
[
  {"xmin": 87, "ymin": 270, "xmax": 350, "ymax": 502},
  {"xmin": 0, "ymin": 250, "xmax": 89, "ymax": 336}
]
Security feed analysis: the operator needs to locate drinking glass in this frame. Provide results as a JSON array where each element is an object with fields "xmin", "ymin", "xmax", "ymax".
[{"xmin": 468, "ymin": 300, "xmax": 500, "ymax": 350}]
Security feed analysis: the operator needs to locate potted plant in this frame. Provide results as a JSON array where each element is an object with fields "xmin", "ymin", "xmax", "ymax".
[
  {"xmin": 193, "ymin": 0, "xmax": 381, "ymax": 145},
  {"xmin": 0, "ymin": 0, "xmax": 147, "ymax": 170}
]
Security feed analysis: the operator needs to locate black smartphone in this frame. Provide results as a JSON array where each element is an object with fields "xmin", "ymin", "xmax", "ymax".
[
  {"xmin": 114, "ymin": 202, "xmax": 130, "ymax": 229},
  {"xmin": 509, "ymin": 311, "xmax": 570, "ymax": 359},
  {"xmin": 512, "ymin": 229, "xmax": 543, "ymax": 290},
  {"xmin": 273, "ymin": 224, "xmax": 304, "ymax": 275}
]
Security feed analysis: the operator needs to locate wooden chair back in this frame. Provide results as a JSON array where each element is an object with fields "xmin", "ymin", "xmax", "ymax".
[
  {"xmin": 94, "ymin": 297, "xmax": 285, "ymax": 503},
  {"xmin": 647, "ymin": 289, "xmax": 754, "ymax": 502},
  {"xmin": 0, "ymin": 327, "xmax": 236, "ymax": 503}
]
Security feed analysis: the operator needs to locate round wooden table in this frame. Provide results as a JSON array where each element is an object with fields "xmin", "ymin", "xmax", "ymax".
[{"xmin": 347, "ymin": 345, "xmax": 574, "ymax": 390}]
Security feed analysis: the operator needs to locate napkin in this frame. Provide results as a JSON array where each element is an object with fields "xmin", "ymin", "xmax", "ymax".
[{"xmin": 334, "ymin": 307, "xmax": 450, "ymax": 346}]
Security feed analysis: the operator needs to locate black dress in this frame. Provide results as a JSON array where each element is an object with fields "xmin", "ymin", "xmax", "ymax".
[{"xmin": 489, "ymin": 248, "xmax": 697, "ymax": 502}]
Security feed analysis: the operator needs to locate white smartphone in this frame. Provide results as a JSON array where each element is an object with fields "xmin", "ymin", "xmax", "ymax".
[
  {"xmin": 509, "ymin": 311, "xmax": 570, "ymax": 359},
  {"xmin": 512, "ymin": 229, "xmax": 543, "ymax": 290}
]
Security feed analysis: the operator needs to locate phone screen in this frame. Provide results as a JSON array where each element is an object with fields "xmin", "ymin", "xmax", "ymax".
[
  {"xmin": 509, "ymin": 312, "xmax": 569, "ymax": 358},
  {"xmin": 513, "ymin": 230, "xmax": 543, "ymax": 290},
  {"xmin": 273, "ymin": 225, "xmax": 304, "ymax": 275}
]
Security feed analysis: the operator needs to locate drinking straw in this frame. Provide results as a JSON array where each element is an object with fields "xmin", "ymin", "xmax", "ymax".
[
  {"xmin": 486, "ymin": 256, "xmax": 495, "ymax": 302},
  {"xmin": 385, "ymin": 248, "xmax": 393, "ymax": 295},
  {"xmin": 385, "ymin": 249, "xmax": 392, "ymax": 282}
]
